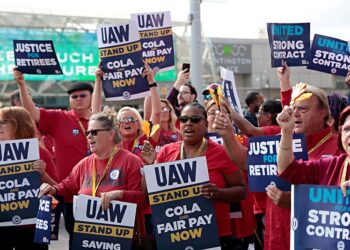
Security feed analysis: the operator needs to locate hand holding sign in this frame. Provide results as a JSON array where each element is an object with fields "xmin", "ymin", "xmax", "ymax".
[
  {"xmin": 141, "ymin": 140, "xmax": 157, "ymax": 164},
  {"xmin": 95, "ymin": 61, "xmax": 104, "ymax": 83},
  {"xmin": 12, "ymin": 68, "xmax": 25, "ymax": 86},
  {"xmin": 33, "ymin": 160, "xmax": 46, "ymax": 176},
  {"xmin": 276, "ymin": 62, "xmax": 291, "ymax": 89},
  {"xmin": 142, "ymin": 61, "xmax": 156, "ymax": 84},
  {"xmin": 38, "ymin": 183, "xmax": 57, "ymax": 198},
  {"xmin": 212, "ymin": 110, "xmax": 231, "ymax": 138},
  {"xmin": 266, "ymin": 185, "xmax": 291, "ymax": 208},
  {"xmin": 200, "ymin": 183, "xmax": 218, "ymax": 199},
  {"xmin": 100, "ymin": 190, "xmax": 123, "ymax": 210}
]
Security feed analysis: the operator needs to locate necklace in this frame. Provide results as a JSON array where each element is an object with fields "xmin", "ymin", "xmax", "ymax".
[
  {"xmin": 180, "ymin": 138, "xmax": 206, "ymax": 160},
  {"xmin": 307, "ymin": 131, "xmax": 333, "ymax": 154}
]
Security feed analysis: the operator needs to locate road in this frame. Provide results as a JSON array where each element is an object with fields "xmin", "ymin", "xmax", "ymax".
[{"xmin": 50, "ymin": 215, "xmax": 69, "ymax": 250}]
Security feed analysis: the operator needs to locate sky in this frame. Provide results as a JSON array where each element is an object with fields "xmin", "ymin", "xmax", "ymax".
[{"xmin": 1, "ymin": 0, "xmax": 350, "ymax": 40}]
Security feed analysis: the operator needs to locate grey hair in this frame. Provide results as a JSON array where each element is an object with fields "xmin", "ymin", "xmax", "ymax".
[
  {"xmin": 117, "ymin": 106, "xmax": 143, "ymax": 137},
  {"xmin": 304, "ymin": 84, "xmax": 331, "ymax": 126},
  {"xmin": 90, "ymin": 106, "xmax": 121, "ymax": 144}
]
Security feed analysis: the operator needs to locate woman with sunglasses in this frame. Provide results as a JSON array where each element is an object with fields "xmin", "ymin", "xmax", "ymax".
[
  {"xmin": 38, "ymin": 107, "xmax": 146, "ymax": 246},
  {"xmin": 142, "ymin": 102, "xmax": 246, "ymax": 250},
  {"xmin": 0, "ymin": 107, "xmax": 58, "ymax": 250},
  {"xmin": 93, "ymin": 61, "xmax": 161, "ymax": 159}
]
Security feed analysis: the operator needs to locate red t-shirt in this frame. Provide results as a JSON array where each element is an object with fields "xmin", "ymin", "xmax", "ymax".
[
  {"xmin": 306, "ymin": 127, "xmax": 342, "ymax": 159},
  {"xmin": 39, "ymin": 146, "xmax": 58, "ymax": 183},
  {"xmin": 209, "ymin": 134, "xmax": 256, "ymax": 238},
  {"xmin": 122, "ymin": 134, "xmax": 157, "ymax": 159},
  {"xmin": 54, "ymin": 148, "xmax": 145, "ymax": 205},
  {"xmin": 230, "ymin": 169, "xmax": 256, "ymax": 238},
  {"xmin": 260, "ymin": 125, "xmax": 281, "ymax": 136},
  {"xmin": 155, "ymin": 129, "xmax": 181, "ymax": 152},
  {"xmin": 156, "ymin": 139, "xmax": 239, "ymax": 237},
  {"xmin": 280, "ymin": 154, "xmax": 348, "ymax": 186},
  {"xmin": 39, "ymin": 109, "xmax": 89, "ymax": 184},
  {"xmin": 264, "ymin": 127, "xmax": 342, "ymax": 250}
]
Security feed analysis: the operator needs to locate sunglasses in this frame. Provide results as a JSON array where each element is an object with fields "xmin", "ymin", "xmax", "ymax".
[
  {"xmin": 118, "ymin": 116, "xmax": 136, "ymax": 124},
  {"xmin": 204, "ymin": 94, "xmax": 213, "ymax": 101},
  {"xmin": 161, "ymin": 107, "xmax": 171, "ymax": 112},
  {"xmin": 70, "ymin": 93, "xmax": 88, "ymax": 99},
  {"xmin": 84, "ymin": 128, "xmax": 110, "ymax": 137},
  {"xmin": 178, "ymin": 115, "xmax": 205, "ymax": 124}
]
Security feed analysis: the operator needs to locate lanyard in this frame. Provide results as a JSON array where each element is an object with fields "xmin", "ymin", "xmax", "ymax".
[
  {"xmin": 307, "ymin": 131, "xmax": 332, "ymax": 155},
  {"xmin": 340, "ymin": 157, "xmax": 350, "ymax": 186},
  {"xmin": 132, "ymin": 137, "xmax": 140, "ymax": 153},
  {"xmin": 91, "ymin": 145, "xmax": 118, "ymax": 197},
  {"xmin": 180, "ymin": 138, "xmax": 206, "ymax": 160},
  {"xmin": 77, "ymin": 120, "xmax": 90, "ymax": 155}
]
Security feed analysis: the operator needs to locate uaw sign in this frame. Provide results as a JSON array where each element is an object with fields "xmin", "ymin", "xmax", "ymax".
[
  {"xmin": 0, "ymin": 138, "xmax": 40, "ymax": 226},
  {"xmin": 72, "ymin": 195, "xmax": 137, "ymax": 250},
  {"xmin": 144, "ymin": 156, "xmax": 221, "ymax": 250},
  {"xmin": 292, "ymin": 184, "xmax": 350, "ymax": 250},
  {"xmin": 209, "ymin": 39, "xmax": 252, "ymax": 74}
]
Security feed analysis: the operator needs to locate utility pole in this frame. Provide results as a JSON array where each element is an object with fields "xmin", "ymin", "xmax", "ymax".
[{"xmin": 190, "ymin": 0, "xmax": 204, "ymax": 104}]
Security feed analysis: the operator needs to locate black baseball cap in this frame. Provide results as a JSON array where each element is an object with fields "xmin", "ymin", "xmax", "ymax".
[
  {"xmin": 66, "ymin": 82, "xmax": 93, "ymax": 95},
  {"xmin": 202, "ymin": 83, "xmax": 220, "ymax": 96}
]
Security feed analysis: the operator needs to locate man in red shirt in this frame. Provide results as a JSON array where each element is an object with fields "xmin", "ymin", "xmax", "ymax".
[
  {"xmin": 262, "ymin": 64, "xmax": 343, "ymax": 250},
  {"xmin": 13, "ymin": 69, "xmax": 93, "ymax": 250}
]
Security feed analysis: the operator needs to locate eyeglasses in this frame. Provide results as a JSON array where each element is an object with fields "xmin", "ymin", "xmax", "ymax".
[
  {"xmin": 204, "ymin": 94, "xmax": 213, "ymax": 101},
  {"xmin": 257, "ymin": 111, "xmax": 268, "ymax": 115},
  {"xmin": 84, "ymin": 128, "xmax": 110, "ymax": 137},
  {"xmin": 179, "ymin": 91, "xmax": 191, "ymax": 96},
  {"xmin": 178, "ymin": 115, "xmax": 205, "ymax": 124},
  {"xmin": 118, "ymin": 116, "xmax": 136, "ymax": 124},
  {"xmin": 161, "ymin": 107, "xmax": 171, "ymax": 112},
  {"xmin": 0, "ymin": 119, "xmax": 11, "ymax": 127},
  {"xmin": 70, "ymin": 93, "xmax": 88, "ymax": 99}
]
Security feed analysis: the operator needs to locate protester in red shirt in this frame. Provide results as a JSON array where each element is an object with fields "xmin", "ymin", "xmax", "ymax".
[
  {"xmin": 13, "ymin": 68, "xmax": 95, "ymax": 249},
  {"xmin": 39, "ymin": 107, "xmax": 145, "ymax": 243},
  {"xmin": 0, "ymin": 107, "xmax": 57, "ymax": 250},
  {"xmin": 277, "ymin": 104, "xmax": 349, "ymax": 185},
  {"xmin": 261, "ymin": 65, "xmax": 343, "ymax": 250},
  {"xmin": 142, "ymin": 102, "xmax": 246, "ymax": 250}
]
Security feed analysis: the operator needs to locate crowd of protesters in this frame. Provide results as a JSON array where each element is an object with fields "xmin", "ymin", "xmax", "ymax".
[{"xmin": 2, "ymin": 60, "xmax": 350, "ymax": 250}]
